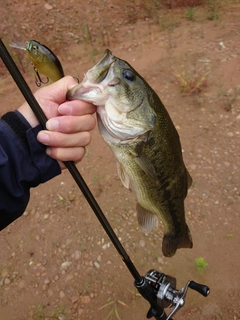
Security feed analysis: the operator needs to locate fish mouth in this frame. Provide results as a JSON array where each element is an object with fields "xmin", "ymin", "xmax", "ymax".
[
  {"xmin": 89, "ymin": 49, "xmax": 115, "ymax": 83},
  {"xmin": 67, "ymin": 49, "xmax": 115, "ymax": 101}
]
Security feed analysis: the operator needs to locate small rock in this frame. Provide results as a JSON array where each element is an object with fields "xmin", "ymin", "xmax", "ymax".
[
  {"xmin": 81, "ymin": 295, "xmax": 91, "ymax": 304},
  {"xmin": 93, "ymin": 261, "xmax": 100, "ymax": 269},
  {"xmin": 18, "ymin": 280, "xmax": 25, "ymax": 289},
  {"xmin": 139, "ymin": 239, "xmax": 145, "ymax": 247},
  {"xmin": 78, "ymin": 308, "xmax": 84, "ymax": 315},
  {"xmin": 42, "ymin": 284, "xmax": 48, "ymax": 291},
  {"xmin": 47, "ymin": 289, "xmax": 53, "ymax": 296},
  {"xmin": 61, "ymin": 261, "xmax": 72, "ymax": 270},
  {"xmin": 4, "ymin": 278, "xmax": 11, "ymax": 285},
  {"xmin": 43, "ymin": 214, "xmax": 49, "ymax": 220},
  {"xmin": 44, "ymin": 278, "xmax": 50, "ymax": 285},
  {"xmin": 68, "ymin": 192, "xmax": 75, "ymax": 201},
  {"xmin": 71, "ymin": 296, "xmax": 79, "ymax": 303},
  {"xmin": 219, "ymin": 42, "xmax": 225, "ymax": 49},
  {"xmin": 59, "ymin": 290, "xmax": 65, "ymax": 299},
  {"xmin": 2, "ymin": 271, "xmax": 9, "ymax": 278},
  {"xmin": 44, "ymin": 3, "xmax": 53, "ymax": 10},
  {"xmin": 158, "ymin": 257, "xmax": 164, "ymax": 264},
  {"xmin": 74, "ymin": 250, "xmax": 81, "ymax": 260},
  {"xmin": 102, "ymin": 243, "xmax": 110, "ymax": 250}
]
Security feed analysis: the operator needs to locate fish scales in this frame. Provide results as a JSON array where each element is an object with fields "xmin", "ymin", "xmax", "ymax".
[{"xmin": 67, "ymin": 49, "xmax": 193, "ymax": 257}]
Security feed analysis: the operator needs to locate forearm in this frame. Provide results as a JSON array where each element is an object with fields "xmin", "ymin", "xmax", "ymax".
[{"xmin": 0, "ymin": 111, "xmax": 61, "ymax": 230}]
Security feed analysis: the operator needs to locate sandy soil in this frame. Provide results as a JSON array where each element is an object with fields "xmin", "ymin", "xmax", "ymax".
[{"xmin": 0, "ymin": 1, "xmax": 240, "ymax": 319}]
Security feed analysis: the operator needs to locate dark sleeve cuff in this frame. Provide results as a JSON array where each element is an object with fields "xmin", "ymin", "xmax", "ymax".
[
  {"xmin": 1, "ymin": 110, "xmax": 61, "ymax": 183},
  {"xmin": 1, "ymin": 110, "xmax": 31, "ymax": 151},
  {"xmin": 26, "ymin": 125, "xmax": 61, "ymax": 182}
]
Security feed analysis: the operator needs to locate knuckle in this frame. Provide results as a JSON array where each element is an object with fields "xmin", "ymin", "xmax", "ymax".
[{"xmin": 83, "ymin": 132, "xmax": 92, "ymax": 146}]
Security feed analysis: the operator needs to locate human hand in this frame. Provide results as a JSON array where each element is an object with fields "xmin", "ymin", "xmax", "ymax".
[{"xmin": 18, "ymin": 76, "xmax": 97, "ymax": 169}]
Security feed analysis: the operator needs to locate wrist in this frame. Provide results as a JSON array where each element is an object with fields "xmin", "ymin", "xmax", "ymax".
[{"xmin": 18, "ymin": 102, "xmax": 40, "ymax": 127}]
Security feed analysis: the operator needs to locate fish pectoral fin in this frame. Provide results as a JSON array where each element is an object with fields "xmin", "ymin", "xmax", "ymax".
[
  {"xmin": 116, "ymin": 161, "xmax": 130, "ymax": 189},
  {"xmin": 136, "ymin": 203, "xmax": 158, "ymax": 233},
  {"xmin": 134, "ymin": 153, "xmax": 156, "ymax": 180}
]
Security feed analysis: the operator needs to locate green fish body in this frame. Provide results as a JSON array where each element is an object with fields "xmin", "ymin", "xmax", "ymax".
[{"xmin": 67, "ymin": 50, "xmax": 193, "ymax": 257}]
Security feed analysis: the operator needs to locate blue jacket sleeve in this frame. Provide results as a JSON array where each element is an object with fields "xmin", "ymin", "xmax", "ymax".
[{"xmin": 0, "ymin": 110, "xmax": 61, "ymax": 230}]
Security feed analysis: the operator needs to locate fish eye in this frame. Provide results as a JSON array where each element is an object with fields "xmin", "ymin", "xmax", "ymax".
[
  {"xmin": 32, "ymin": 45, "xmax": 38, "ymax": 51},
  {"xmin": 123, "ymin": 70, "xmax": 135, "ymax": 81}
]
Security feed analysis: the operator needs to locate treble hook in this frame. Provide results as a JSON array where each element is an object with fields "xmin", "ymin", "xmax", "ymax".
[{"xmin": 33, "ymin": 66, "xmax": 49, "ymax": 87}]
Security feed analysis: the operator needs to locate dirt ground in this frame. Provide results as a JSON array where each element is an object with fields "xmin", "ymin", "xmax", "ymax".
[{"xmin": 0, "ymin": 1, "xmax": 240, "ymax": 319}]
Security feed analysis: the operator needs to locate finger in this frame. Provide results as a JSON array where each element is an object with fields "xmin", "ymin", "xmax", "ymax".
[
  {"xmin": 37, "ymin": 131, "xmax": 92, "ymax": 148},
  {"xmin": 34, "ymin": 76, "xmax": 77, "ymax": 109},
  {"xmin": 46, "ymin": 114, "xmax": 96, "ymax": 133},
  {"xmin": 46, "ymin": 146, "xmax": 86, "ymax": 162},
  {"xmin": 58, "ymin": 100, "xmax": 97, "ymax": 116},
  {"xmin": 35, "ymin": 75, "xmax": 79, "ymax": 103}
]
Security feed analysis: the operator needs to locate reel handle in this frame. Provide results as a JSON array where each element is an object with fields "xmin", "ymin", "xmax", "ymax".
[{"xmin": 189, "ymin": 281, "xmax": 210, "ymax": 297}]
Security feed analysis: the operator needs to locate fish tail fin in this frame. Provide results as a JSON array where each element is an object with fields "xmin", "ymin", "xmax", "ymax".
[
  {"xmin": 136, "ymin": 202, "xmax": 158, "ymax": 233},
  {"xmin": 162, "ymin": 225, "xmax": 193, "ymax": 257}
]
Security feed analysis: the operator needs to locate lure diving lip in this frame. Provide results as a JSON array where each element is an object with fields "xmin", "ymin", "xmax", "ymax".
[{"xmin": 9, "ymin": 42, "xmax": 27, "ymax": 50}]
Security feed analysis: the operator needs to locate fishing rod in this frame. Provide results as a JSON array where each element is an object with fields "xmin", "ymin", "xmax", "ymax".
[{"xmin": 0, "ymin": 39, "xmax": 209, "ymax": 320}]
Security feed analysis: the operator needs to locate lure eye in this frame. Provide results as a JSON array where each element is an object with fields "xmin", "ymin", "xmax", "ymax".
[
  {"xmin": 123, "ymin": 70, "xmax": 135, "ymax": 81},
  {"xmin": 32, "ymin": 45, "xmax": 38, "ymax": 51}
]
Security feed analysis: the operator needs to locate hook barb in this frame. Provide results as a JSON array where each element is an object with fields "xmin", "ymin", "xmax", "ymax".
[{"xmin": 33, "ymin": 66, "xmax": 49, "ymax": 87}]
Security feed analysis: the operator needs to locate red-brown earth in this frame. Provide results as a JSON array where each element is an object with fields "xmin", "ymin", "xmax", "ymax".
[{"xmin": 0, "ymin": 1, "xmax": 240, "ymax": 319}]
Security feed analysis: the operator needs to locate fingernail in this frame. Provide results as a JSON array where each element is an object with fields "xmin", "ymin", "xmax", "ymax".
[
  {"xmin": 37, "ymin": 132, "xmax": 50, "ymax": 145},
  {"xmin": 58, "ymin": 104, "xmax": 72, "ymax": 115},
  {"xmin": 46, "ymin": 119, "xmax": 59, "ymax": 130}
]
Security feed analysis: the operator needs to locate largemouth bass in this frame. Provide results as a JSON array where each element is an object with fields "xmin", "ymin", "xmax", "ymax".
[{"xmin": 67, "ymin": 49, "xmax": 193, "ymax": 257}]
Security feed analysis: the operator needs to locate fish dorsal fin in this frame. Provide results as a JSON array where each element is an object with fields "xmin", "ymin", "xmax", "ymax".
[
  {"xmin": 136, "ymin": 202, "xmax": 158, "ymax": 233},
  {"xmin": 116, "ymin": 161, "xmax": 130, "ymax": 189}
]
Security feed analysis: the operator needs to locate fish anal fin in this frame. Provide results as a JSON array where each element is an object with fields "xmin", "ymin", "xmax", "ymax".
[
  {"xmin": 136, "ymin": 202, "xmax": 158, "ymax": 233},
  {"xmin": 162, "ymin": 225, "xmax": 193, "ymax": 257},
  {"xmin": 116, "ymin": 161, "xmax": 130, "ymax": 189}
]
